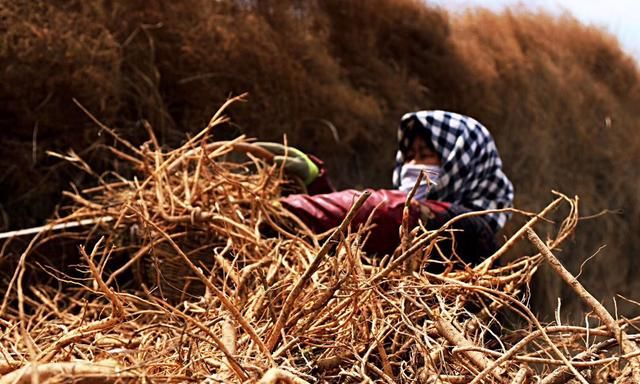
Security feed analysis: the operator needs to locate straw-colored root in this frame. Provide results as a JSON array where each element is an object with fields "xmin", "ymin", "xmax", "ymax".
[{"xmin": 1, "ymin": 105, "xmax": 637, "ymax": 383}]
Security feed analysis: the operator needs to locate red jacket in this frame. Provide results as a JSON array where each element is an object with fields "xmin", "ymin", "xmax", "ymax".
[
  {"xmin": 280, "ymin": 158, "xmax": 497, "ymax": 262},
  {"xmin": 283, "ymin": 189, "xmax": 411, "ymax": 255}
]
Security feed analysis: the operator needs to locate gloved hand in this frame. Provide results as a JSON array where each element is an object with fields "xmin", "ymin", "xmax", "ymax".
[{"xmin": 254, "ymin": 142, "xmax": 319, "ymax": 186}]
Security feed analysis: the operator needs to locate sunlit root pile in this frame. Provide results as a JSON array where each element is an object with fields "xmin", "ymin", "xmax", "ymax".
[{"xmin": 2, "ymin": 108, "xmax": 640, "ymax": 383}]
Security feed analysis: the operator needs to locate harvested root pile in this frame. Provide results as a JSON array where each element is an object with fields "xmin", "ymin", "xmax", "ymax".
[{"xmin": 2, "ymin": 106, "xmax": 640, "ymax": 383}]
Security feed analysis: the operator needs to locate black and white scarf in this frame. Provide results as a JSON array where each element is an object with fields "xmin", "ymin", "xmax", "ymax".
[{"xmin": 392, "ymin": 111, "xmax": 514, "ymax": 230}]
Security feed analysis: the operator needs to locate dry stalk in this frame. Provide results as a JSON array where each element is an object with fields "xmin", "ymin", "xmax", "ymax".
[
  {"xmin": 527, "ymin": 227, "xmax": 640, "ymax": 383},
  {"xmin": 425, "ymin": 305, "xmax": 507, "ymax": 382},
  {"xmin": 402, "ymin": 170, "xmax": 424, "ymax": 274},
  {"xmin": 475, "ymin": 197, "xmax": 562, "ymax": 274},
  {"xmin": 265, "ymin": 190, "xmax": 371, "ymax": 351},
  {"xmin": 129, "ymin": 207, "xmax": 274, "ymax": 365},
  {"xmin": 257, "ymin": 367, "xmax": 310, "ymax": 384},
  {"xmin": 540, "ymin": 337, "xmax": 620, "ymax": 384},
  {"xmin": 0, "ymin": 360, "xmax": 133, "ymax": 384},
  {"xmin": 510, "ymin": 366, "xmax": 531, "ymax": 384}
]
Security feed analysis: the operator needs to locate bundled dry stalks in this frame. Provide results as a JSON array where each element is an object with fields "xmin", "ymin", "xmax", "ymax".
[{"xmin": 1, "ymin": 103, "xmax": 640, "ymax": 383}]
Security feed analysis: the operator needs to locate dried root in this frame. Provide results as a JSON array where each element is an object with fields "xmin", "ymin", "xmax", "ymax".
[{"xmin": 1, "ymin": 102, "xmax": 637, "ymax": 383}]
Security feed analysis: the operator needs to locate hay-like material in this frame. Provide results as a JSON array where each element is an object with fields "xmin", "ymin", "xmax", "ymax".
[{"xmin": 1, "ymin": 104, "xmax": 640, "ymax": 383}]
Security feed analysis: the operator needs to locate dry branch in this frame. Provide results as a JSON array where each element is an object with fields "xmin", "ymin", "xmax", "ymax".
[
  {"xmin": 0, "ymin": 360, "xmax": 133, "ymax": 384},
  {"xmin": 527, "ymin": 227, "xmax": 640, "ymax": 382}
]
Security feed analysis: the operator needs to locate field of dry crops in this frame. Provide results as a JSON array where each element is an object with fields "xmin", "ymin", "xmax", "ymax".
[{"xmin": 2, "ymin": 105, "xmax": 640, "ymax": 383}]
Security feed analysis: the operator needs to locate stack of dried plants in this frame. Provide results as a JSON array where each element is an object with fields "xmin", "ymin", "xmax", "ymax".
[{"xmin": 1, "ymin": 103, "xmax": 639, "ymax": 383}]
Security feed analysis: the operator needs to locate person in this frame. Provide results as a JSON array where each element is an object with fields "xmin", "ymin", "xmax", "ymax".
[{"xmin": 258, "ymin": 110, "xmax": 514, "ymax": 265}]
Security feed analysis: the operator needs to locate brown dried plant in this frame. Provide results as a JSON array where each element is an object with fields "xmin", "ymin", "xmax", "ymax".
[{"xmin": 1, "ymin": 102, "xmax": 639, "ymax": 383}]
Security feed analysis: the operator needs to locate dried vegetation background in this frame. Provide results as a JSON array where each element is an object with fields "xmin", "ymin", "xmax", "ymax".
[{"xmin": 1, "ymin": 0, "xmax": 639, "ymax": 317}]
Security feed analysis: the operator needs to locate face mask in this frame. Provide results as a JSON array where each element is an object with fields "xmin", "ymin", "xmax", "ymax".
[{"xmin": 398, "ymin": 164, "xmax": 441, "ymax": 200}]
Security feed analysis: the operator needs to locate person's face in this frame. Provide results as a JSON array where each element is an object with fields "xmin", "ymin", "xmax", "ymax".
[{"xmin": 406, "ymin": 136, "xmax": 440, "ymax": 166}]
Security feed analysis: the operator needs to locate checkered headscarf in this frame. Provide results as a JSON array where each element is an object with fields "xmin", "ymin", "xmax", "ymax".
[{"xmin": 392, "ymin": 111, "xmax": 514, "ymax": 230}]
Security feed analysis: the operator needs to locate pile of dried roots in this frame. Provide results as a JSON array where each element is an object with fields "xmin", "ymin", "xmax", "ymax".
[{"xmin": 2, "ymin": 104, "xmax": 640, "ymax": 383}]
